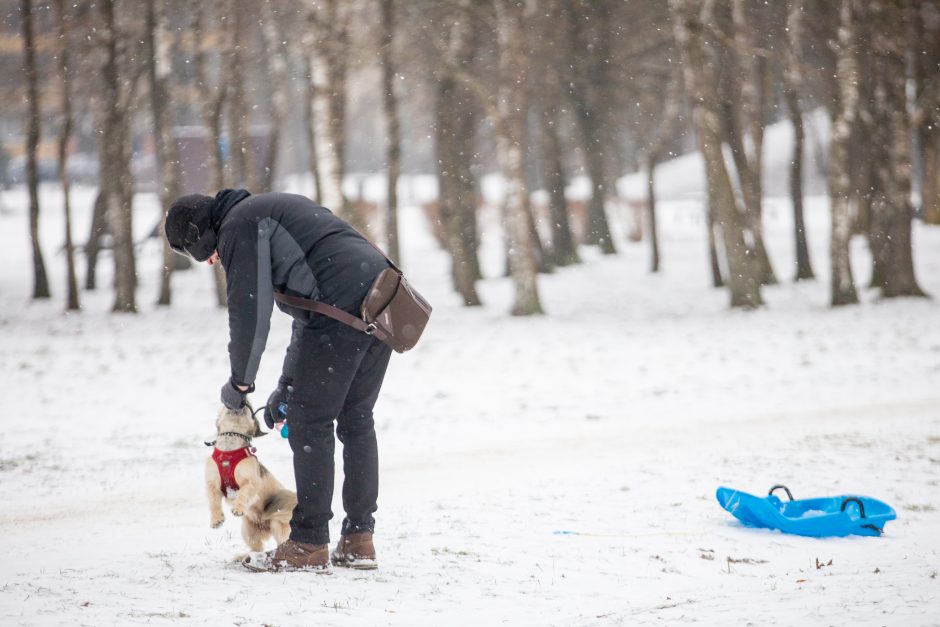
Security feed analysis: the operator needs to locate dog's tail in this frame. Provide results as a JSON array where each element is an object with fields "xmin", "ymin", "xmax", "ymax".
[{"xmin": 261, "ymin": 489, "xmax": 298, "ymax": 522}]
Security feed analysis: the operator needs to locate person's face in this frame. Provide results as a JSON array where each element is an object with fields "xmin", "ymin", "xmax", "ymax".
[{"xmin": 207, "ymin": 251, "xmax": 220, "ymax": 266}]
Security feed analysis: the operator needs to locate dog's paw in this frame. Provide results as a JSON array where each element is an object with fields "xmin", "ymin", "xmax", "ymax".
[
  {"xmin": 211, "ymin": 517, "xmax": 225, "ymax": 528},
  {"xmin": 232, "ymin": 508, "xmax": 244, "ymax": 517}
]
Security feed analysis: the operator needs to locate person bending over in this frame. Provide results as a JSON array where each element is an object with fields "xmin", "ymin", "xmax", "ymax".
[{"xmin": 166, "ymin": 188, "xmax": 392, "ymax": 572}]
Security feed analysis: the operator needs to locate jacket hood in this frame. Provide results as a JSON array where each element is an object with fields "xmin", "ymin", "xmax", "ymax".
[{"xmin": 210, "ymin": 188, "xmax": 251, "ymax": 231}]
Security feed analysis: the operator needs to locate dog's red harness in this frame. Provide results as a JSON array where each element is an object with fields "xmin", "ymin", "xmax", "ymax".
[{"xmin": 212, "ymin": 447, "xmax": 256, "ymax": 493}]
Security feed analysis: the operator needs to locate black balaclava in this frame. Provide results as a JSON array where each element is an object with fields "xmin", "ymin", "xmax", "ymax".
[
  {"xmin": 165, "ymin": 189, "xmax": 250, "ymax": 262},
  {"xmin": 165, "ymin": 194, "xmax": 217, "ymax": 262}
]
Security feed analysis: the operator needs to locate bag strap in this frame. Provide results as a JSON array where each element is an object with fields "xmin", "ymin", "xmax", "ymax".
[
  {"xmin": 272, "ymin": 224, "xmax": 399, "ymax": 338},
  {"xmin": 273, "ymin": 292, "xmax": 388, "ymax": 340},
  {"xmin": 351, "ymin": 226, "xmax": 401, "ymax": 274},
  {"xmin": 371, "ymin": 241, "xmax": 400, "ymax": 273}
]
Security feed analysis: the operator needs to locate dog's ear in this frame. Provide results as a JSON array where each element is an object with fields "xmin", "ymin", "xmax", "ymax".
[{"xmin": 250, "ymin": 413, "xmax": 268, "ymax": 438}]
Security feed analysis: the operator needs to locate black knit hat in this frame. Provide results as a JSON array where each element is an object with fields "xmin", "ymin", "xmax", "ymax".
[{"xmin": 165, "ymin": 194, "xmax": 217, "ymax": 262}]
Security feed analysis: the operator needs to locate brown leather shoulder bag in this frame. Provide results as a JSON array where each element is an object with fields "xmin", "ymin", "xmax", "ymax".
[{"xmin": 273, "ymin": 246, "xmax": 431, "ymax": 354}]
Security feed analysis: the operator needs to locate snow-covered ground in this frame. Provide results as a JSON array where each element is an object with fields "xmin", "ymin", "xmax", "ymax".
[{"xmin": 1, "ymin": 178, "xmax": 939, "ymax": 626}]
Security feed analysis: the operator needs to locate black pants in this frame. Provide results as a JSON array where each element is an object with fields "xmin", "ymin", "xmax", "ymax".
[{"xmin": 286, "ymin": 317, "xmax": 392, "ymax": 545}]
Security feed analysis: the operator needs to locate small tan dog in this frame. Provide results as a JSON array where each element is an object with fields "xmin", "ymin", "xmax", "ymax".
[{"xmin": 205, "ymin": 405, "xmax": 297, "ymax": 552}]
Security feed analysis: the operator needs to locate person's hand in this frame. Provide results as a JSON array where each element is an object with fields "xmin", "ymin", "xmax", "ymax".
[
  {"xmin": 263, "ymin": 376, "xmax": 292, "ymax": 429},
  {"xmin": 220, "ymin": 378, "xmax": 251, "ymax": 410}
]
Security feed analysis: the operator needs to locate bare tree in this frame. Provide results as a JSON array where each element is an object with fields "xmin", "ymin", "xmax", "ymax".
[
  {"xmin": 538, "ymin": 99, "xmax": 580, "ymax": 268},
  {"xmin": 260, "ymin": 0, "xmax": 290, "ymax": 193},
  {"xmin": 308, "ymin": 1, "xmax": 362, "ymax": 227},
  {"xmin": 911, "ymin": 0, "xmax": 940, "ymax": 225},
  {"xmin": 563, "ymin": 0, "xmax": 617, "ymax": 254},
  {"xmin": 301, "ymin": 28, "xmax": 323, "ymax": 203},
  {"xmin": 149, "ymin": 0, "xmax": 184, "ymax": 306},
  {"xmin": 827, "ymin": 0, "xmax": 859, "ymax": 306},
  {"xmin": 225, "ymin": 4, "xmax": 260, "ymax": 192},
  {"xmin": 19, "ymin": 0, "xmax": 928, "ymax": 318},
  {"xmin": 380, "ymin": 0, "xmax": 402, "ymax": 263},
  {"xmin": 672, "ymin": 0, "xmax": 762, "ymax": 308},
  {"xmin": 53, "ymin": 0, "xmax": 79, "ymax": 310},
  {"xmin": 706, "ymin": 200, "xmax": 724, "ymax": 288},
  {"xmin": 724, "ymin": 0, "xmax": 776, "ymax": 285},
  {"xmin": 67, "ymin": 3, "xmax": 108, "ymax": 292},
  {"xmin": 496, "ymin": 0, "xmax": 542, "ymax": 314},
  {"xmin": 850, "ymin": 3, "xmax": 877, "ymax": 241},
  {"xmin": 192, "ymin": 1, "xmax": 227, "ymax": 193},
  {"xmin": 642, "ymin": 72, "xmax": 682, "ymax": 274},
  {"xmin": 192, "ymin": 0, "xmax": 230, "ymax": 306},
  {"xmin": 535, "ymin": 0, "xmax": 579, "ymax": 268},
  {"xmin": 867, "ymin": 0, "xmax": 926, "ymax": 298},
  {"xmin": 83, "ymin": 192, "xmax": 107, "ymax": 290},
  {"xmin": 22, "ymin": 0, "xmax": 50, "ymax": 300},
  {"xmin": 782, "ymin": 0, "xmax": 814, "ymax": 281},
  {"xmin": 433, "ymin": 0, "xmax": 483, "ymax": 306},
  {"xmin": 96, "ymin": 0, "xmax": 138, "ymax": 313}
]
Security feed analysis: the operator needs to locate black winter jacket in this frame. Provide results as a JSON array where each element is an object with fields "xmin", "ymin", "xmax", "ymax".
[{"xmin": 214, "ymin": 191, "xmax": 390, "ymax": 386}]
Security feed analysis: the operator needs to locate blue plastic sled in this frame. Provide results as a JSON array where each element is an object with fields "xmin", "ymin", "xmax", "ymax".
[{"xmin": 716, "ymin": 485, "xmax": 896, "ymax": 537}]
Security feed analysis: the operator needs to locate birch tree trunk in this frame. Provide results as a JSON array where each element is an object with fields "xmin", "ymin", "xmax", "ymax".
[
  {"xmin": 496, "ymin": 0, "xmax": 542, "ymax": 315},
  {"xmin": 579, "ymin": 127, "xmax": 616, "ymax": 254},
  {"xmin": 437, "ymin": 78, "xmax": 482, "ymax": 306},
  {"xmin": 644, "ymin": 157, "xmax": 661, "ymax": 273},
  {"xmin": 22, "ymin": 0, "xmax": 51, "ymax": 300},
  {"xmin": 148, "ymin": 0, "xmax": 183, "ymax": 306},
  {"xmin": 193, "ymin": 1, "xmax": 226, "ymax": 193},
  {"xmin": 538, "ymin": 0, "xmax": 579, "ymax": 268},
  {"xmin": 852, "ymin": 5, "xmax": 877, "ymax": 245},
  {"xmin": 84, "ymin": 192, "xmax": 107, "ymax": 290},
  {"xmin": 308, "ymin": 17, "xmax": 343, "ymax": 212},
  {"xmin": 303, "ymin": 47, "xmax": 323, "ymax": 203},
  {"xmin": 452, "ymin": 98, "xmax": 483, "ymax": 284},
  {"xmin": 525, "ymin": 168, "xmax": 551, "ymax": 274},
  {"xmin": 54, "ymin": 0, "xmax": 79, "ymax": 310},
  {"xmin": 225, "ymin": 5, "xmax": 260, "ymax": 192},
  {"xmin": 564, "ymin": 0, "xmax": 616, "ymax": 254},
  {"xmin": 325, "ymin": 7, "xmax": 352, "ymax": 224},
  {"xmin": 923, "ymin": 126, "xmax": 940, "ymax": 225},
  {"xmin": 729, "ymin": 0, "xmax": 776, "ymax": 285},
  {"xmin": 260, "ymin": 0, "xmax": 288, "ymax": 193},
  {"xmin": 540, "ymin": 101, "xmax": 579, "ymax": 268},
  {"xmin": 308, "ymin": 2, "xmax": 359, "ymax": 227},
  {"xmin": 435, "ymin": 2, "xmax": 482, "ymax": 306},
  {"xmin": 645, "ymin": 74, "xmax": 681, "ymax": 274},
  {"xmin": 852, "ymin": 131, "xmax": 877, "ymax": 238},
  {"xmin": 98, "ymin": 0, "xmax": 137, "ymax": 313},
  {"xmin": 870, "ymin": 0, "xmax": 926, "ymax": 298},
  {"xmin": 911, "ymin": 1, "xmax": 940, "ymax": 225},
  {"xmin": 706, "ymin": 202, "xmax": 724, "ymax": 288},
  {"xmin": 783, "ymin": 0, "xmax": 814, "ymax": 281},
  {"xmin": 380, "ymin": 0, "xmax": 402, "ymax": 263},
  {"xmin": 828, "ymin": 0, "xmax": 860, "ymax": 306},
  {"xmin": 672, "ymin": 0, "xmax": 762, "ymax": 308},
  {"xmin": 192, "ymin": 0, "xmax": 229, "ymax": 307},
  {"xmin": 866, "ymin": 1, "xmax": 895, "ymax": 290}
]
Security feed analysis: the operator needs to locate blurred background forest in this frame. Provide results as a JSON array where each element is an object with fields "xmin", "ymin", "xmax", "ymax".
[{"xmin": 2, "ymin": 0, "xmax": 939, "ymax": 315}]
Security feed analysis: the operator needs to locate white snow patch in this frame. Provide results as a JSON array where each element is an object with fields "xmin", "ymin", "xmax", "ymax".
[{"xmin": 0, "ymin": 175, "xmax": 938, "ymax": 625}]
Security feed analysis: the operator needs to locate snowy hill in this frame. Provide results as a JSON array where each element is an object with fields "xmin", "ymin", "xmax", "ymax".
[{"xmin": 616, "ymin": 108, "xmax": 832, "ymax": 203}]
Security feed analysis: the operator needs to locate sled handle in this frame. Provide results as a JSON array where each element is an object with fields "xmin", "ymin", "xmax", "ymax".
[
  {"xmin": 840, "ymin": 497, "xmax": 866, "ymax": 518},
  {"xmin": 768, "ymin": 485, "xmax": 794, "ymax": 501}
]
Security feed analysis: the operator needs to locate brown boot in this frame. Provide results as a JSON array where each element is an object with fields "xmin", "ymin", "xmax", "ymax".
[
  {"xmin": 330, "ymin": 532, "xmax": 377, "ymax": 570},
  {"xmin": 242, "ymin": 540, "xmax": 331, "ymax": 573}
]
